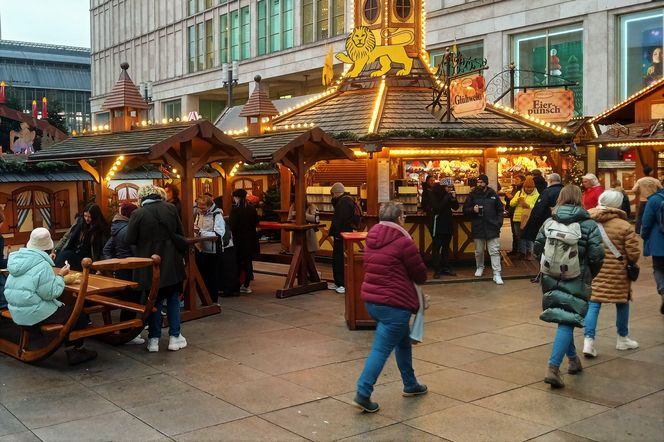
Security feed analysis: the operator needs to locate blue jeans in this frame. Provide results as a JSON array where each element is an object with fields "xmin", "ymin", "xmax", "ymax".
[
  {"xmin": 356, "ymin": 303, "xmax": 418, "ymax": 398},
  {"xmin": 549, "ymin": 324, "xmax": 577, "ymax": 367},
  {"xmin": 147, "ymin": 287, "xmax": 181, "ymax": 339},
  {"xmin": 584, "ymin": 301, "xmax": 629, "ymax": 338}
]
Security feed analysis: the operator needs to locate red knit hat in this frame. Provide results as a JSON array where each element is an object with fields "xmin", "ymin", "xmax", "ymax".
[{"xmin": 120, "ymin": 202, "xmax": 138, "ymax": 218}]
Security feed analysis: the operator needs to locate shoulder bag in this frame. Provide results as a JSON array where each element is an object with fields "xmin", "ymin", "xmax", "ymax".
[{"xmin": 596, "ymin": 223, "xmax": 639, "ymax": 281}]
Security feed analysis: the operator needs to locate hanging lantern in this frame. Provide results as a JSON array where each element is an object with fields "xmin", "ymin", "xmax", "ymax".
[
  {"xmin": 42, "ymin": 97, "xmax": 48, "ymax": 119},
  {"xmin": 32, "ymin": 100, "xmax": 37, "ymax": 118}
]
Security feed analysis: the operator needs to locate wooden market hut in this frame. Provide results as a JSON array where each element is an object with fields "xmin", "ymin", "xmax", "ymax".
[
  {"xmin": 229, "ymin": 76, "xmax": 356, "ymax": 297},
  {"xmin": 240, "ymin": 0, "xmax": 574, "ymax": 261},
  {"xmin": 28, "ymin": 63, "xmax": 254, "ymax": 321},
  {"xmin": 590, "ymin": 77, "xmax": 664, "ymax": 186}
]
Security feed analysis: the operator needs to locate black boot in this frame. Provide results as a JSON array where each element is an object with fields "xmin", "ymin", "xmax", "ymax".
[{"xmin": 353, "ymin": 394, "xmax": 379, "ymax": 413}]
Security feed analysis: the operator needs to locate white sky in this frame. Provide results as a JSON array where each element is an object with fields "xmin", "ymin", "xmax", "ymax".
[{"xmin": 0, "ymin": 0, "xmax": 90, "ymax": 48}]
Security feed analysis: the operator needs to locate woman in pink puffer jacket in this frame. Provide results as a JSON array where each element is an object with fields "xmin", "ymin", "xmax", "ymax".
[{"xmin": 353, "ymin": 201, "xmax": 428, "ymax": 413}]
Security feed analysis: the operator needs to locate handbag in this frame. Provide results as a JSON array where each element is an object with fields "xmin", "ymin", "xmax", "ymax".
[{"xmin": 596, "ymin": 224, "xmax": 639, "ymax": 282}]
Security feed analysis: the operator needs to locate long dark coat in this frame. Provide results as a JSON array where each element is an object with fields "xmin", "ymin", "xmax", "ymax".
[
  {"xmin": 230, "ymin": 203, "xmax": 259, "ymax": 260},
  {"xmin": 125, "ymin": 200, "xmax": 185, "ymax": 290}
]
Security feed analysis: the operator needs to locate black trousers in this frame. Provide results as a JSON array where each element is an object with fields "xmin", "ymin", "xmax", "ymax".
[
  {"xmin": 220, "ymin": 247, "xmax": 240, "ymax": 295},
  {"xmin": 196, "ymin": 251, "xmax": 220, "ymax": 303},
  {"xmin": 431, "ymin": 233, "xmax": 452, "ymax": 272},
  {"xmin": 333, "ymin": 237, "xmax": 345, "ymax": 287}
]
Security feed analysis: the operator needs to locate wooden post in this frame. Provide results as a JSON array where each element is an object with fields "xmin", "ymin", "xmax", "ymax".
[
  {"xmin": 279, "ymin": 164, "xmax": 292, "ymax": 250},
  {"xmin": 180, "ymin": 141, "xmax": 194, "ymax": 237}
]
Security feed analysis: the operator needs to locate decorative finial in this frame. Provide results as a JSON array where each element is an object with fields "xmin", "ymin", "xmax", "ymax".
[
  {"xmin": 120, "ymin": 62, "xmax": 129, "ymax": 70},
  {"xmin": 254, "ymin": 75, "xmax": 262, "ymax": 83}
]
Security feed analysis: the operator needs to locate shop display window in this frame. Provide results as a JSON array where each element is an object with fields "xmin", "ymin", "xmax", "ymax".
[
  {"xmin": 512, "ymin": 25, "xmax": 583, "ymax": 116},
  {"xmin": 619, "ymin": 9, "xmax": 664, "ymax": 99},
  {"xmin": 498, "ymin": 155, "xmax": 551, "ymax": 190}
]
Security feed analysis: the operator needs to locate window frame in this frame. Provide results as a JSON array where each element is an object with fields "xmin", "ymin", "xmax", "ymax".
[{"xmin": 301, "ymin": 0, "xmax": 345, "ymax": 44}]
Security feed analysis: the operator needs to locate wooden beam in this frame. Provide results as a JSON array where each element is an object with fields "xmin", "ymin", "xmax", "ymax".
[
  {"xmin": 180, "ymin": 140, "xmax": 194, "ymax": 237},
  {"xmin": 78, "ymin": 160, "xmax": 100, "ymax": 183},
  {"xmin": 163, "ymin": 148, "xmax": 184, "ymax": 170},
  {"xmin": 192, "ymin": 147, "xmax": 214, "ymax": 173}
]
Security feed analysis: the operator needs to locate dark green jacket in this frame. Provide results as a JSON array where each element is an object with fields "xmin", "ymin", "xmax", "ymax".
[{"xmin": 534, "ymin": 204, "xmax": 604, "ymax": 327}]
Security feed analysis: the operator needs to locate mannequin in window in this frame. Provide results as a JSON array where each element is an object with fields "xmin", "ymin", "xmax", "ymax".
[
  {"xmin": 645, "ymin": 47, "xmax": 663, "ymax": 87},
  {"xmin": 549, "ymin": 49, "xmax": 562, "ymax": 77}
]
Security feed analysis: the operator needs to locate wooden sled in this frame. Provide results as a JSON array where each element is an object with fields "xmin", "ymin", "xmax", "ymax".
[{"xmin": 0, "ymin": 255, "xmax": 160, "ymax": 363}]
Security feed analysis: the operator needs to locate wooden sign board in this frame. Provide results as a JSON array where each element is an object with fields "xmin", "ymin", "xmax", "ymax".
[
  {"xmin": 451, "ymin": 74, "xmax": 486, "ymax": 118},
  {"xmin": 515, "ymin": 89, "xmax": 574, "ymax": 122}
]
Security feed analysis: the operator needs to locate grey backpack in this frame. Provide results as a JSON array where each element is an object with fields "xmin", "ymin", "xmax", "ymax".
[{"xmin": 540, "ymin": 219, "xmax": 582, "ymax": 280}]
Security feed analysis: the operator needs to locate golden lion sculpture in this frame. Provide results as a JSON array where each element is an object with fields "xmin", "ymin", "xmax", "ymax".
[{"xmin": 336, "ymin": 26, "xmax": 414, "ymax": 77}]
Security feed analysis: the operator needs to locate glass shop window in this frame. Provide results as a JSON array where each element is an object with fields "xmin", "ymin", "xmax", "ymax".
[{"xmin": 619, "ymin": 9, "xmax": 664, "ymax": 99}]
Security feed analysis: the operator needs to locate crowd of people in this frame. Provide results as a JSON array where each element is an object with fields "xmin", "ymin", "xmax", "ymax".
[
  {"xmin": 0, "ymin": 183, "xmax": 262, "ymax": 361},
  {"xmin": 353, "ymin": 168, "xmax": 664, "ymax": 411},
  {"xmin": 0, "ymin": 169, "xmax": 663, "ymax": 406}
]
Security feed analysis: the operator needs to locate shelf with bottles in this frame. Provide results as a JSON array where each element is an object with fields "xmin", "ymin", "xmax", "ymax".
[
  {"xmin": 307, "ymin": 186, "xmax": 359, "ymax": 213},
  {"xmin": 396, "ymin": 186, "xmax": 419, "ymax": 214}
]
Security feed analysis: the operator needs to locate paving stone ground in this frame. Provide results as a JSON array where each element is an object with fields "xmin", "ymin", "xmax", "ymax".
[{"xmin": 1, "ymin": 256, "xmax": 662, "ymax": 441}]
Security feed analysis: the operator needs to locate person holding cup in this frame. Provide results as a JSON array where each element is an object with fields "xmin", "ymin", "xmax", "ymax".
[{"xmin": 463, "ymin": 174, "xmax": 505, "ymax": 284}]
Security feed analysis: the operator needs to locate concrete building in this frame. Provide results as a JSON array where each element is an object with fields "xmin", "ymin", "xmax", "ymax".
[
  {"xmin": 90, "ymin": 0, "xmax": 661, "ymax": 123},
  {"xmin": 0, "ymin": 40, "xmax": 91, "ymax": 132}
]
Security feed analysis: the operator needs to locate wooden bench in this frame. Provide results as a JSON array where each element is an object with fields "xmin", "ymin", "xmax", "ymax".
[{"xmin": 0, "ymin": 255, "xmax": 161, "ymax": 362}]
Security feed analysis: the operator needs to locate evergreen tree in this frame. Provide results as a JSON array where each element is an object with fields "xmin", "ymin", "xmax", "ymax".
[
  {"xmin": 3, "ymin": 86, "xmax": 23, "ymax": 112},
  {"xmin": 46, "ymin": 100, "xmax": 69, "ymax": 134}
]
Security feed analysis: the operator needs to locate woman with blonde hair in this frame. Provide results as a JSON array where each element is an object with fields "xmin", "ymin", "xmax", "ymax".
[
  {"xmin": 583, "ymin": 190, "xmax": 640, "ymax": 357},
  {"xmin": 534, "ymin": 185, "xmax": 604, "ymax": 388},
  {"xmin": 509, "ymin": 175, "xmax": 539, "ymax": 260}
]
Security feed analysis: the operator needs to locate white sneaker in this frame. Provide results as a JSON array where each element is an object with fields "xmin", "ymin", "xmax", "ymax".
[
  {"xmin": 474, "ymin": 267, "xmax": 484, "ymax": 277},
  {"xmin": 335, "ymin": 286, "xmax": 346, "ymax": 294},
  {"xmin": 616, "ymin": 335, "xmax": 639, "ymax": 351},
  {"xmin": 127, "ymin": 336, "xmax": 145, "ymax": 345},
  {"xmin": 147, "ymin": 338, "xmax": 159, "ymax": 352},
  {"xmin": 493, "ymin": 274, "xmax": 504, "ymax": 285},
  {"xmin": 327, "ymin": 283, "xmax": 338, "ymax": 290},
  {"xmin": 583, "ymin": 337, "xmax": 597, "ymax": 357},
  {"xmin": 168, "ymin": 334, "xmax": 187, "ymax": 351},
  {"xmin": 239, "ymin": 286, "xmax": 253, "ymax": 294}
]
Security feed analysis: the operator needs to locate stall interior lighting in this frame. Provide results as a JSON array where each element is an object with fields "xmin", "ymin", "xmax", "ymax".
[
  {"xmin": 606, "ymin": 141, "xmax": 664, "ymax": 147},
  {"xmin": 229, "ymin": 161, "xmax": 243, "ymax": 177},
  {"xmin": 389, "ymin": 148, "xmax": 483, "ymax": 156},
  {"xmin": 497, "ymin": 146, "xmax": 535, "ymax": 153},
  {"xmin": 105, "ymin": 155, "xmax": 126, "ymax": 182},
  {"xmin": 353, "ymin": 149, "xmax": 368, "ymax": 157},
  {"xmin": 368, "ymin": 77, "xmax": 387, "ymax": 134},
  {"xmin": 591, "ymin": 77, "xmax": 664, "ymax": 123}
]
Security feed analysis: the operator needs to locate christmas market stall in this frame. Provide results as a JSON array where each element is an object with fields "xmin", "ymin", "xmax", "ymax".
[
  {"xmin": 590, "ymin": 77, "xmax": 664, "ymax": 192},
  {"xmin": 28, "ymin": 63, "xmax": 253, "ymax": 321},
  {"xmin": 222, "ymin": 0, "xmax": 575, "ymax": 261}
]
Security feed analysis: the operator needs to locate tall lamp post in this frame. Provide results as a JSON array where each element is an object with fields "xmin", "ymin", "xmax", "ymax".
[
  {"xmin": 139, "ymin": 81, "xmax": 153, "ymax": 120},
  {"xmin": 222, "ymin": 61, "xmax": 239, "ymax": 109}
]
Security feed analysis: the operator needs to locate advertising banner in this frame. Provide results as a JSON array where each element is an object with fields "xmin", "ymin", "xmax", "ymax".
[
  {"xmin": 515, "ymin": 89, "xmax": 575, "ymax": 122},
  {"xmin": 451, "ymin": 74, "xmax": 486, "ymax": 118}
]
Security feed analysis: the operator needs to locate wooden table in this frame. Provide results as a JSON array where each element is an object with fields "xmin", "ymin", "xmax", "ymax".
[{"xmin": 258, "ymin": 221, "xmax": 327, "ymax": 298}]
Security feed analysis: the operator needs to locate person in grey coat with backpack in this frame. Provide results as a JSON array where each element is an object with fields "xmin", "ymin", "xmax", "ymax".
[{"xmin": 534, "ymin": 184, "xmax": 604, "ymax": 388}]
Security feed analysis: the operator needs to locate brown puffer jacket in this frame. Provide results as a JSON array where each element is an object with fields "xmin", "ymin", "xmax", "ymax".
[{"xmin": 588, "ymin": 207, "xmax": 640, "ymax": 303}]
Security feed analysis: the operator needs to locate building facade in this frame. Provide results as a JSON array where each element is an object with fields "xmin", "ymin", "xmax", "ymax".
[
  {"xmin": 0, "ymin": 40, "xmax": 91, "ymax": 132},
  {"xmin": 90, "ymin": 0, "xmax": 661, "ymax": 123}
]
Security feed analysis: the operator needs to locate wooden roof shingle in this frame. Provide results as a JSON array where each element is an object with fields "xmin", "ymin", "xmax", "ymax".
[{"xmin": 102, "ymin": 63, "xmax": 149, "ymax": 110}]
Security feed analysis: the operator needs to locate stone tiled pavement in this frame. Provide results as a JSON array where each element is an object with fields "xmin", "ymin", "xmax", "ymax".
[{"xmin": 1, "ymin": 261, "xmax": 663, "ymax": 441}]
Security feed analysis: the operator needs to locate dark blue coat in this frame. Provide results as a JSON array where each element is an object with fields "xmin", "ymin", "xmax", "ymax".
[{"xmin": 641, "ymin": 189, "xmax": 664, "ymax": 257}]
